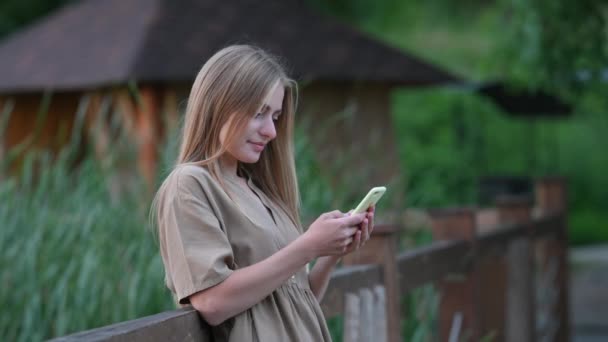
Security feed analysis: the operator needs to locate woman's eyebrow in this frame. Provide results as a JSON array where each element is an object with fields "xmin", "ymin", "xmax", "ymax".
[{"xmin": 262, "ymin": 104, "xmax": 282, "ymax": 114}]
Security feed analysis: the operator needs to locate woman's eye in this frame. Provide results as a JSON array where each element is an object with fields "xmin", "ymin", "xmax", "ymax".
[
  {"xmin": 255, "ymin": 112, "xmax": 263, "ymax": 118},
  {"xmin": 272, "ymin": 116, "xmax": 279, "ymax": 121}
]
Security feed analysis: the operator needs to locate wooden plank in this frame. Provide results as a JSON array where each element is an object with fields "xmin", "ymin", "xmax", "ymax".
[
  {"xmin": 0, "ymin": 97, "xmax": 15, "ymax": 182},
  {"xmin": 476, "ymin": 208, "xmax": 499, "ymax": 234},
  {"xmin": 49, "ymin": 308, "xmax": 211, "ymax": 342},
  {"xmin": 321, "ymin": 264, "xmax": 383, "ymax": 318},
  {"xmin": 533, "ymin": 212, "xmax": 564, "ymax": 238},
  {"xmin": 475, "ymin": 213, "xmax": 563, "ymax": 258},
  {"xmin": 359, "ymin": 288, "xmax": 374, "ymax": 342},
  {"xmin": 497, "ymin": 196, "xmax": 535, "ymax": 342},
  {"xmin": 343, "ymin": 293, "xmax": 361, "ymax": 342},
  {"xmin": 477, "ymin": 241, "xmax": 508, "ymax": 342},
  {"xmin": 373, "ymin": 285, "xmax": 387, "ymax": 342},
  {"xmin": 396, "ymin": 213, "xmax": 562, "ymax": 295},
  {"xmin": 341, "ymin": 225, "xmax": 401, "ymax": 342},
  {"xmin": 429, "ymin": 208, "xmax": 481, "ymax": 342},
  {"xmin": 536, "ymin": 177, "xmax": 570, "ymax": 342},
  {"xmin": 112, "ymin": 89, "xmax": 137, "ymax": 137},
  {"xmin": 135, "ymin": 86, "xmax": 162, "ymax": 189},
  {"xmin": 162, "ymin": 87, "xmax": 180, "ymax": 135},
  {"xmin": 448, "ymin": 312, "xmax": 464, "ymax": 342},
  {"xmin": 397, "ymin": 239, "xmax": 472, "ymax": 293}
]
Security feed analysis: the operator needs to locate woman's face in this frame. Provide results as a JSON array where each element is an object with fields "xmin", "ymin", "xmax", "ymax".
[{"xmin": 220, "ymin": 81, "xmax": 284, "ymax": 165}]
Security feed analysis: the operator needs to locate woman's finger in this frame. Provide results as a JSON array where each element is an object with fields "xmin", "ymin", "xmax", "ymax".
[
  {"xmin": 346, "ymin": 230, "xmax": 361, "ymax": 253},
  {"xmin": 337, "ymin": 213, "xmax": 366, "ymax": 227},
  {"xmin": 362, "ymin": 218, "xmax": 369, "ymax": 243},
  {"xmin": 367, "ymin": 210, "xmax": 375, "ymax": 235},
  {"xmin": 324, "ymin": 210, "xmax": 344, "ymax": 219}
]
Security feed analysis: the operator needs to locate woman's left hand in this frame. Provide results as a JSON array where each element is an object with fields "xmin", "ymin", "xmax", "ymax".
[{"xmin": 340, "ymin": 206, "xmax": 375, "ymax": 255}]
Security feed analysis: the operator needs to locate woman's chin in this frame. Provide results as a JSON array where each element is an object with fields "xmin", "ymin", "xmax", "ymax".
[{"xmin": 240, "ymin": 153, "xmax": 262, "ymax": 164}]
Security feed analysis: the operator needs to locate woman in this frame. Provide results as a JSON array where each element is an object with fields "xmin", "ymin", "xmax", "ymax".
[{"xmin": 152, "ymin": 45, "xmax": 375, "ymax": 341}]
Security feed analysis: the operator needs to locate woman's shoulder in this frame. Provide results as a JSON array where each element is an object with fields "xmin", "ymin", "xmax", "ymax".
[
  {"xmin": 172, "ymin": 163, "xmax": 212, "ymax": 179},
  {"xmin": 164, "ymin": 164, "xmax": 216, "ymax": 197}
]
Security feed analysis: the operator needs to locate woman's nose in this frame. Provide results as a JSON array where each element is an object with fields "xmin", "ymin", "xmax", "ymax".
[{"xmin": 260, "ymin": 117, "xmax": 276, "ymax": 139}]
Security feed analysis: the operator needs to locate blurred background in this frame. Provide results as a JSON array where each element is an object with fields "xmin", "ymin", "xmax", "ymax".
[{"xmin": 0, "ymin": 0, "xmax": 606, "ymax": 341}]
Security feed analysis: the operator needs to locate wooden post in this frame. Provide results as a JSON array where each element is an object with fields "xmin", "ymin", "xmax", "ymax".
[
  {"xmin": 83, "ymin": 92, "xmax": 129, "ymax": 201},
  {"xmin": 477, "ymin": 213, "xmax": 508, "ymax": 341},
  {"xmin": 497, "ymin": 195, "xmax": 535, "ymax": 342},
  {"xmin": 373, "ymin": 285, "xmax": 387, "ymax": 342},
  {"xmin": 136, "ymin": 86, "xmax": 163, "ymax": 192},
  {"xmin": 113, "ymin": 89, "xmax": 137, "ymax": 138},
  {"xmin": 343, "ymin": 293, "xmax": 360, "ymax": 342},
  {"xmin": 0, "ymin": 97, "xmax": 15, "ymax": 182},
  {"xmin": 83, "ymin": 92, "xmax": 111, "ymax": 166},
  {"xmin": 358, "ymin": 288, "xmax": 374, "ymax": 342},
  {"xmin": 429, "ymin": 208, "xmax": 480, "ymax": 341},
  {"xmin": 341, "ymin": 224, "xmax": 401, "ymax": 342},
  {"xmin": 114, "ymin": 85, "xmax": 164, "ymax": 193},
  {"xmin": 163, "ymin": 87, "xmax": 180, "ymax": 136},
  {"xmin": 535, "ymin": 177, "xmax": 570, "ymax": 342}
]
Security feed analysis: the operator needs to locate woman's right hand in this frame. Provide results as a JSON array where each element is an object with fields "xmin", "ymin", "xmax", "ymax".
[{"xmin": 301, "ymin": 210, "xmax": 367, "ymax": 258}]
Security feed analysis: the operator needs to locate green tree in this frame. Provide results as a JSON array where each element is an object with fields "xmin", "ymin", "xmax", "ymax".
[{"xmin": 495, "ymin": 0, "xmax": 608, "ymax": 96}]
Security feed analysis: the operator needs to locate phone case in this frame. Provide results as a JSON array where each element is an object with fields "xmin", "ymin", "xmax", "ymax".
[{"xmin": 352, "ymin": 186, "xmax": 386, "ymax": 214}]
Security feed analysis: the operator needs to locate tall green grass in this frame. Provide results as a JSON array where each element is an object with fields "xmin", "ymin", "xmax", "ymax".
[{"xmin": 0, "ymin": 146, "xmax": 175, "ymax": 340}]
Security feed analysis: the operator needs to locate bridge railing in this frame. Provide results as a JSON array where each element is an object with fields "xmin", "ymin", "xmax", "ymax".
[{"xmin": 52, "ymin": 177, "xmax": 569, "ymax": 342}]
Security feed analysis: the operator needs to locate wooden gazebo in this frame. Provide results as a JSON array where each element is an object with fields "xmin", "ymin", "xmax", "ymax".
[{"xmin": 0, "ymin": 0, "xmax": 461, "ymax": 200}]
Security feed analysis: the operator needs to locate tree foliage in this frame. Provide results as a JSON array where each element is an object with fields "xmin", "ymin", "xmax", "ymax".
[{"xmin": 496, "ymin": 0, "xmax": 608, "ymax": 96}]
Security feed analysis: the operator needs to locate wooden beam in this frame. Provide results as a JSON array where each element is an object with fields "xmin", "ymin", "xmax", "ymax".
[
  {"xmin": 429, "ymin": 207, "xmax": 481, "ymax": 342},
  {"xmin": 343, "ymin": 293, "xmax": 361, "ymax": 342},
  {"xmin": 0, "ymin": 97, "xmax": 15, "ymax": 181},
  {"xmin": 320, "ymin": 264, "xmax": 382, "ymax": 318},
  {"xmin": 498, "ymin": 195, "xmax": 535, "ymax": 342},
  {"xmin": 135, "ymin": 86, "xmax": 163, "ymax": 191},
  {"xmin": 535, "ymin": 177, "xmax": 570, "ymax": 342},
  {"xmin": 49, "ymin": 308, "xmax": 211, "ymax": 342},
  {"xmin": 398, "ymin": 239, "xmax": 472, "ymax": 293},
  {"xmin": 162, "ymin": 87, "xmax": 180, "ymax": 136},
  {"xmin": 342, "ymin": 225, "xmax": 402, "ymax": 342}
]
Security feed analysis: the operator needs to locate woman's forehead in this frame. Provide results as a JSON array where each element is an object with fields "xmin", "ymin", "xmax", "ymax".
[{"xmin": 260, "ymin": 81, "xmax": 284, "ymax": 113}]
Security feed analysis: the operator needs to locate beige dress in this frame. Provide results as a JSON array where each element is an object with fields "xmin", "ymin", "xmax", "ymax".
[{"xmin": 158, "ymin": 164, "xmax": 332, "ymax": 341}]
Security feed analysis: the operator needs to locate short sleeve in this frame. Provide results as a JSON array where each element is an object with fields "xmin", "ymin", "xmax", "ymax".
[{"xmin": 158, "ymin": 177, "xmax": 234, "ymax": 304}]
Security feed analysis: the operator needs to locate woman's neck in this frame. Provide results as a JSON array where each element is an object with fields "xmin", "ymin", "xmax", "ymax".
[{"xmin": 219, "ymin": 154, "xmax": 239, "ymax": 178}]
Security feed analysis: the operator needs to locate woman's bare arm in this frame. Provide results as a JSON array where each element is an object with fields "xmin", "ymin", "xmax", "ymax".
[
  {"xmin": 308, "ymin": 255, "xmax": 341, "ymax": 301},
  {"xmin": 190, "ymin": 236, "xmax": 312, "ymax": 326}
]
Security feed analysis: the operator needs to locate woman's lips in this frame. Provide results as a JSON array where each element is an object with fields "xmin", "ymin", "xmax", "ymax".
[{"xmin": 249, "ymin": 141, "xmax": 265, "ymax": 152}]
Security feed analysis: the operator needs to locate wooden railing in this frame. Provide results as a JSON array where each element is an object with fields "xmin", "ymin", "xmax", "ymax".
[{"xmin": 51, "ymin": 177, "xmax": 570, "ymax": 342}]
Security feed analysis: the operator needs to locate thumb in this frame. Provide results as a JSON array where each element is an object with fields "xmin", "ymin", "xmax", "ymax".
[
  {"xmin": 323, "ymin": 210, "xmax": 344, "ymax": 220},
  {"xmin": 337, "ymin": 212, "xmax": 366, "ymax": 226}
]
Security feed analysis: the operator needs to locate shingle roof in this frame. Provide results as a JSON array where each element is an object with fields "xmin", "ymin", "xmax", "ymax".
[{"xmin": 0, "ymin": 0, "xmax": 462, "ymax": 93}]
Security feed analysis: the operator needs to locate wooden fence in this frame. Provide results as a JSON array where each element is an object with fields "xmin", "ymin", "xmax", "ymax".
[{"xmin": 51, "ymin": 177, "xmax": 570, "ymax": 342}]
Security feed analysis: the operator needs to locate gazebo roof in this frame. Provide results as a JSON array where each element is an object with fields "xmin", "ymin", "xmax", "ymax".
[{"xmin": 0, "ymin": 0, "xmax": 462, "ymax": 93}]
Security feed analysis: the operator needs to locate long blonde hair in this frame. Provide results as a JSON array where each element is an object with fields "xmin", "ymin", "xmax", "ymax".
[{"xmin": 152, "ymin": 45, "xmax": 301, "ymax": 229}]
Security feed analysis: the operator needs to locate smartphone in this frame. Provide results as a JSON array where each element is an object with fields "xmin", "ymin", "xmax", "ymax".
[{"xmin": 352, "ymin": 186, "xmax": 386, "ymax": 214}]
